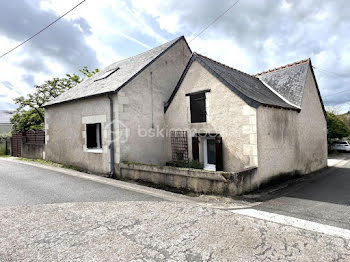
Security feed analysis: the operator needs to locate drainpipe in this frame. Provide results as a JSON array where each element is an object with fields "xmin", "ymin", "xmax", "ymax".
[{"xmin": 108, "ymin": 94, "xmax": 115, "ymax": 178}]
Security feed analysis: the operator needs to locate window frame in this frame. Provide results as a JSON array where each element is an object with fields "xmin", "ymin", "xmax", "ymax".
[
  {"xmin": 186, "ymin": 89, "xmax": 210, "ymax": 123},
  {"xmin": 86, "ymin": 123, "xmax": 102, "ymax": 153}
]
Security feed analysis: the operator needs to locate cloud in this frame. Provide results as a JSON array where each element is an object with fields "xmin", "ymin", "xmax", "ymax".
[
  {"xmin": 0, "ymin": 0, "xmax": 101, "ymax": 110},
  {"xmin": 0, "ymin": 0, "xmax": 349, "ymax": 112},
  {"xmin": 0, "ymin": 102, "xmax": 16, "ymax": 110},
  {"xmin": 22, "ymin": 75, "xmax": 36, "ymax": 88},
  {"xmin": 16, "ymin": 58, "xmax": 51, "ymax": 74},
  {"xmin": 0, "ymin": 0, "xmax": 99, "ymax": 71},
  {"xmin": 129, "ymin": 0, "xmax": 350, "ymax": 109},
  {"xmin": 2, "ymin": 81, "xmax": 13, "ymax": 90}
]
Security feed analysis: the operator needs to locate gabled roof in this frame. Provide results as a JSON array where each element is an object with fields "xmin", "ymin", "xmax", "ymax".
[
  {"xmin": 255, "ymin": 59, "xmax": 310, "ymax": 107},
  {"xmin": 45, "ymin": 36, "xmax": 190, "ymax": 107},
  {"xmin": 255, "ymin": 59, "xmax": 326, "ymax": 118},
  {"xmin": 0, "ymin": 110, "xmax": 13, "ymax": 124},
  {"xmin": 165, "ymin": 53, "xmax": 299, "ymax": 112}
]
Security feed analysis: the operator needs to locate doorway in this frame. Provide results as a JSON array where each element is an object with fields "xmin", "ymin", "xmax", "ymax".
[{"xmin": 203, "ymin": 138, "xmax": 216, "ymax": 171}]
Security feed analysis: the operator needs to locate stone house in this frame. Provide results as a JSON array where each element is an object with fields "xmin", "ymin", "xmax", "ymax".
[{"xmin": 44, "ymin": 36, "xmax": 327, "ymax": 191}]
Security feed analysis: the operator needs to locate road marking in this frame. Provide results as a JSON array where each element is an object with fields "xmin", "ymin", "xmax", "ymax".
[
  {"xmin": 328, "ymin": 159, "xmax": 343, "ymax": 166},
  {"xmin": 231, "ymin": 208, "xmax": 350, "ymax": 239}
]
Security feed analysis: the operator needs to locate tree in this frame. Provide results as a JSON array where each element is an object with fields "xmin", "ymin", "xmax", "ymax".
[
  {"xmin": 11, "ymin": 109, "xmax": 43, "ymax": 132},
  {"xmin": 11, "ymin": 66, "xmax": 99, "ymax": 132},
  {"xmin": 327, "ymin": 112, "xmax": 350, "ymax": 140},
  {"xmin": 338, "ymin": 112, "xmax": 350, "ymax": 129}
]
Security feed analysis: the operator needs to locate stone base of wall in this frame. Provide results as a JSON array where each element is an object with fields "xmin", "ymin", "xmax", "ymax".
[{"xmin": 118, "ymin": 163, "xmax": 257, "ymax": 196}]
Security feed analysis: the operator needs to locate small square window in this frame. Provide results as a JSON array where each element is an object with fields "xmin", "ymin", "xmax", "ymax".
[
  {"xmin": 86, "ymin": 123, "xmax": 102, "ymax": 149},
  {"xmin": 190, "ymin": 93, "xmax": 206, "ymax": 123}
]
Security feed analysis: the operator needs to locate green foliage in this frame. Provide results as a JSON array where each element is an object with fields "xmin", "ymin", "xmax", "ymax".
[
  {"xmin": 338, "ymin": 112, "xmax": 350, "ymax": 129},
  {"xmin": 327, "ymin": 112, "xmax": 350, "ymax": 140},
  {"xmin": 0, "ymin": 132, "xmax": 11, "ymax": 142},
  {"xmin": 17, "ymin": 157, "xmax": 85, "ymax": 172},
  {"xmin": 11, "ymin": 109, "xmax": 43, "ymax": 132},
  {"xmin": 167, "ymin": 160, "xmax": 204, "ymax": 169},
  {"xmin": 11, "ymin": 66, "xmax": 99, "ymax": 132},
  {"xmin": 0, "ymin": 133, "xmax": 10, "ymax": 155},
  {"xmin": 168, "ymin": 150, "xmax": 203, "ymax": 169},
  {"xmin": 79, "ymin": 66, "xmax": 99, "ymax": 78}
]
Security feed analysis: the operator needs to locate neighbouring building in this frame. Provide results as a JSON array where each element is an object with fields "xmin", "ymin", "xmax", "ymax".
[
  {"xmin": 0, "ymin": 110, "xmax": 13, "ymax": 134},
  {"xmin": 44, "ymin": 36, "xmax": 327, "ymax": 193}
]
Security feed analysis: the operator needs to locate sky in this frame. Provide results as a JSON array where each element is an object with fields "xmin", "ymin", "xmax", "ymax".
[{"xmin": 0, "ymin": 0, "xmax": 349, "ymax": 112}]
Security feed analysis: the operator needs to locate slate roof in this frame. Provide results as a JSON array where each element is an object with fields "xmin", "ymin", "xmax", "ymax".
[
  {"xmin": 255, "ymin": 59, "xmax": 310, "ymax": 107},
  {"xmin": 0, "ymin": 110, "xmax": 13, "ymax": 124},
  {"xmin": 45, "ymin": 36, "xmax": 187, "ymax": 107},
  {"xmin": 165, "ymin": 53, "xmax": 299, "ymax": 112}
]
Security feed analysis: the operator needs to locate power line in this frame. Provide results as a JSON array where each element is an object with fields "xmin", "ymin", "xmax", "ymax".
[
  {"xmin": 0, "ymin": 0, "xmax": 87, "ymax": 59},
  {"xmin": 313, "ymin": 66, "xmax": 349, "ymax": 78},
  {"xmin": 313, "ymin": 66, "xmax": 350, "ymax": 98},
  {"xmin": 323, "ymin": 89, "xmax": 350, "ymax": 98},
  {"xmin": 189, "ymin": 0, "xmax": 240, "ymax": 43}
]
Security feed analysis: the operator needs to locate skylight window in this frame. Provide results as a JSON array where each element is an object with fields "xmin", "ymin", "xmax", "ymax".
[{"xmin": 94, "ymin": 67, "xmax": 119, "ymax": 81}]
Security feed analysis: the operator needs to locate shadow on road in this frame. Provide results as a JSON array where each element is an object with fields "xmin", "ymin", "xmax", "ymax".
[
  {"xmin": 237, "ymin": 155, "xmax": 350, "ymax": 229},
  {"xmin": 285, "ymin": 166, "xmax": 350, "ymax": 206}
]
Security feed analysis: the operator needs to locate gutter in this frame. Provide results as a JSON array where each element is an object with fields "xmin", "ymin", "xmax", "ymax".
[{"xmin": 107, "ymin": 94, "xmax": 115, "ymax": 178}]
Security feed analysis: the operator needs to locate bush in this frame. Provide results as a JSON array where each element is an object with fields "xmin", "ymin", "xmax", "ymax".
[
  {"xmin": 167, "ymin": 160, "xmax": 204, "ymax": 169},
  {"xmin": 0, "ymin": 133, "xmax": 11, "ymax": 155},
  {"xmin": 327, "ymin": 112, "xmax": 350, "ymax": 140}
]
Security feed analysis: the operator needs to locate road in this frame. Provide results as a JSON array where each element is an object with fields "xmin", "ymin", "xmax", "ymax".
[
  {"xmin": 0, "ymin": 158, "xmax": 162, "ymax": 206},
  {"xmin": 241, "ymin": 153, "xmax": 350, "ymax": 230},
  {"xmin": 1, "ymin": 157, "xmax": 350, "ymax": 261}
]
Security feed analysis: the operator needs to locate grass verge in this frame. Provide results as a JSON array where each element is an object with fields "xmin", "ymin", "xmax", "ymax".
[{"xmin": 16, "ymin": 157, "xmax": 85, "ymax": 172}]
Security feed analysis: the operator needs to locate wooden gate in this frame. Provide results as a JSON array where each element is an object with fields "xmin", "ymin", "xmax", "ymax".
[
  {"xmin": 11, "ymin": 131, "xmax": 45, "ymax": 157},
  {"xmin": 11, "ymin": 132, "xmax": 23, "ymax": 157}
]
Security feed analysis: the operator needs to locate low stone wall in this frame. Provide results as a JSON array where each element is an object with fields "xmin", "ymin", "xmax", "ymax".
[
  {"xmin": 22, "ymin": 144, "xmax": 44, "ymax": 159},
  {"xmin": 118, "ymin": 163, "xmax": 257, "ymax": 196}
]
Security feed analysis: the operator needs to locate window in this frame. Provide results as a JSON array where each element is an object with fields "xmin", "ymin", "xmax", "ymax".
[
  {"xmin": 94, "ymin": 68, "xmax": 119, "ymax": 82},
  {"xmin": 190, "ymin": 93, "xmax": 206, "ymax": 123},
  {"xmin": 86, "ymin": 123, "xmax": 102, "ymax": 149}
]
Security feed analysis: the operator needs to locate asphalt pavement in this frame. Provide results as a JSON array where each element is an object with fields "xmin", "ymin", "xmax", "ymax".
[
  {"xmin": 1, "ymin": 156, "xmax": 350, "ymax": 261},
  {"xmin": 0, "ymin": 158, "xmax": 162, "ymax": 206},
  {"xmin": 248, "ymin": 153, "xmax": 350, "ymax": 229},
  {"xmin": 1, "ymin": 201, "xmax": 349, "ymax": 261}
]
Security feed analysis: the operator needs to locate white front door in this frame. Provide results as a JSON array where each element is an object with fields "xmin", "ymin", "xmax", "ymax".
[{"xmin": 203, "ymin": 138, "xmax": 216, "ymax": 171}]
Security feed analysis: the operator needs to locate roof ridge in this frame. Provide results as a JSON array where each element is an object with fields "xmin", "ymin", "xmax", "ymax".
[
  {"xmin": 255, "ymin": 58, "xmax": 310, "ymax": 76},
  {"xmin": 193, "ymin": 52, "xmax": 257, "ymax": 79},
  {"xmin": 104, "ymin": 36, "xmax": 185, "ymax": 70},
  {"xmin": 44, "ymin": 36, "xmax": 188, "ymax": 107}
]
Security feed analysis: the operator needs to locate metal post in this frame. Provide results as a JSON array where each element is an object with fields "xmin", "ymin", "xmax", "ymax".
[{"xmin": 5, "ymin": 139, "xmax": 8, "ymax": 155}]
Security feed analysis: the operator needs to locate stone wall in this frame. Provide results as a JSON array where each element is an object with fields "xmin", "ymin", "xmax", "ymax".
[
  {"xmin": 255, "ymin": 65, "xmax": 327, "ymax": 186},
  {"xmin": 116, "ymin": 38, "xmax": 192, "ymax": 166},
  {"xmin": 119, "ymin": 162, "xmax": 257, "ymax": 196},
  {"xmin": 22, "ymin": 144, "xmax": 44, "ymax": 159},
  {"xmin": 165, "ymin": 60, "xmax": 258, "ymax": 172},
  {"xmin": 45, "ymin": 95, "xmax": 111, "ymax": 174}
]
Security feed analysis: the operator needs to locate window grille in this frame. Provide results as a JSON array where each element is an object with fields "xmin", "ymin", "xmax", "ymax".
[{"xmin": 170, "ymin": 131, "xmax": 188, "ymax": 161}]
